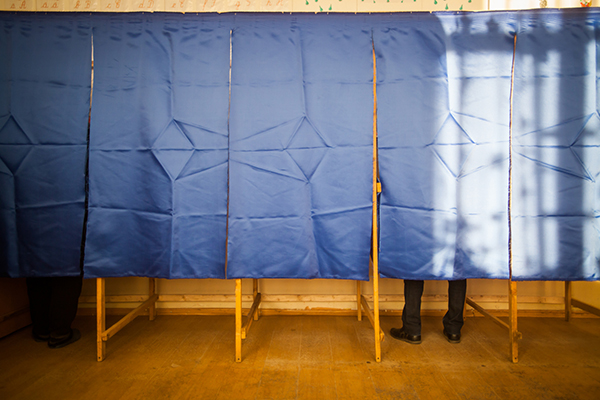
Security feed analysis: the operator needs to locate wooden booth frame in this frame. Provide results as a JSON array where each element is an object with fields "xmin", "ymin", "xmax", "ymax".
[
  {"xmin": 96, "ymin": 277, "xmax": 158, "ymax": 362},
  {"xmin": 93, "ymin": 31, "xmax": 600, "ymax": 366}
]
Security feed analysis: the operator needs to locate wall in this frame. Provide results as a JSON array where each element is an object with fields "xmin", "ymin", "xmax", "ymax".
[
  {"xmin": 0, "ymin": 278, "xmax": 31, "ymax": 338},
  {"xmin": 1, "ymin": 0, "xmax": 597, "ymax": 13}
]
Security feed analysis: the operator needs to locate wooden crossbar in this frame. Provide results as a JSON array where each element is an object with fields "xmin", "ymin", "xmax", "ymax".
[
  {"xmin": 571, "ymin": 299, "xmax": 600, "ymax": 318},
  {"xmin": 467, "ymin": 295, "xmax": 523, "ymax": 342},
  {"xmin": 241, "ymin": 292, "xmax": 261, "ymax": 339},
  {"xmin": 466, "ymin": 297, "xmax": 510, "ymax": 330},
  {"xmin": 360, "ymin": 295, "xmax": 385, "ymax": 343},
  {"xmin": 101, "ymin": 294, "xmax": 159, "ymax": 341}
]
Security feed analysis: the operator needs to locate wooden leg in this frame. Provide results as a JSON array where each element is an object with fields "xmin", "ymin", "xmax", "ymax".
[
  {"xmin": 509, "ymin": 280, "xmax": 518, "ymax": 363},
  {"xmin": 463, "ymin": 293, "xmax": 468, "ymax": 321},
  {"xmin": 565, "ymin": 281, "xmax": 572, "ymax": 322},
  {"xmin": 357, "ymin": 281, "xmax": 362, "ymax": 321},
  {"xmin": 373, "ymin": 269, "xmax": 381, "ymax": 363},
  {"xmin": 235, "ymin": 279, "xmax": 242, "ymax": 363},
  {"xmin": 253, "ymin": 279, "xmax": 259, "ymax": 321},
  {"xmin": 96, "ymin": 278, "xmax": 106, "ymax": 362},
  {"xmin": 149, "ymin": 278, "xmax": 156, "ymax": 321},
  {"xmin": 371, "ymin": 42, "xmax": 382, "ymax": 363}
]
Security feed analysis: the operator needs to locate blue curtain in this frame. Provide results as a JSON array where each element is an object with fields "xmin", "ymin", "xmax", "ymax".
[
  {"xmin": 376, "ymin": 13, "xmax": 515, "ymax": 280},
  {"xmin": 83, "ymin": 14, "xmax": 230, "ymax": 278},
  {"xmin": 0, "ymin": 13, "xmax": 91, "ymax": 278},
  {"xmin": 512, "ymin": 10, "xmax": 600, "ymax": 281},
  {"xmin": 2, "ymin": 11, "xmax": 599, "ymax": 282},
  {"xmin": 226, "ymin": 15, "xmax": 373, "ymax": 280}
]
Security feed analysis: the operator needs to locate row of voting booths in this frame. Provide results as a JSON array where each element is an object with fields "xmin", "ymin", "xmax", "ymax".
[{"xmin": 1, "ymin": 10, "xmax": 599, "ymax": 363}]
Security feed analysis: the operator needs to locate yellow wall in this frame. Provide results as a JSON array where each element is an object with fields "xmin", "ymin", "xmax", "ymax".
[
  {"xmin": 1, "ymin": 0, "xmax": 597, "ymax": 13},
  {"xmin": 572, "ymin": 281, "xmax": 600, "ymax": 309}
]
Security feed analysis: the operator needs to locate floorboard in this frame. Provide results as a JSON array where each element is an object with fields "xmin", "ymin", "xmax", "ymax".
[{"xmin": 1, "ymin": 315, "xmax": 599, "ymax": 399}]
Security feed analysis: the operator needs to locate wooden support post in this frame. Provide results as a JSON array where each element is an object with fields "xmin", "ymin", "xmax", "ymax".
[
  {"xmin": 149, "ymin": 278, "xmax": 156, "ymax": 321},
  {"xmin": 371, "ymin": 36, "xmax": 382, "ymax": 364},
  {"xmin": 509, "ymin": 280, "xmax": 518, "ymax": 363},
  {"xmin": 372, "ymin": 266, "xmax": 381, "ymax": 363},
  {"xmin": 565, "ymin": 281, "xmax": 572, "ymax": 322},
  {"xmin": 253, "ymin": 279, "xmax": 259, "ymax": 321},
  {"xmin": 235, "ymin": 279, "xmax": 242, "ymax": 363},
  {"xmin": 96, "ymin": 278, "xmax": 106, "ymax": 362},
  {"xmin": 357, "ymin": 281, "xmax": 362, "ymax": 321}
]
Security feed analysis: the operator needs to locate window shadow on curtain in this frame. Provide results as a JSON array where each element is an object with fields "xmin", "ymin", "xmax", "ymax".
[
  {"xmin": 512, "ymin": 9, "xmax": 600, "ymax": 281},
  {"xmin": 376, "ymin": 12, "xmax": 513, "ymax": 281}
]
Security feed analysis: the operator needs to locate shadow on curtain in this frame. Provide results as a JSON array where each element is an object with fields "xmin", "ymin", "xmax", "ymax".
[
  {"xmin": 376, "ymin": 13, "xmax": 513, "ymax": 280},
  {"xmin": 512, "ymin": 9, "xmax": 600, "ymax": 281}
]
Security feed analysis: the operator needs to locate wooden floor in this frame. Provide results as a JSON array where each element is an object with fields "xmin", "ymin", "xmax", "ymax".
[{"xmin": 1, "ymin": 314, "xmax": 599, "ymax": 399}]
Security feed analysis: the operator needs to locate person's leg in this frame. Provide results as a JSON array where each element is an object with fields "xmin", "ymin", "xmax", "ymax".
[
  {"xmin": 443, "ymin": 279, "xmax": 467, "ymax": 340},
  {"xmin": 26, "ymin": 277, "xmax": 52, "ymax": 341},
  {"xmin": 48, "ymin": 276, "xmax": 83, "ymax": 347},
  {"xmin": 391, "ymin": 280, "xmax": 424, "ymax": 343},
  {"xmin": 401, "ymin": 279, "xmax": 424, "ymax": 336}
]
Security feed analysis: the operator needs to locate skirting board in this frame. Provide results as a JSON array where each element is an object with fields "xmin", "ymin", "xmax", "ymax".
[{"xmin": 77, "ymin": 307, "xmax": 597, "ymax": 318}]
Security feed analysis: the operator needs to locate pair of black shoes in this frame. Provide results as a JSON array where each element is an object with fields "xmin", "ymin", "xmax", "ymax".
[
  {"xmin": 390, "ymin": 327, "xmax": 461, "ymax": 344},
  {"xmin": 33, "ymin": 328, "xmax": 81, "ymax": 348}
]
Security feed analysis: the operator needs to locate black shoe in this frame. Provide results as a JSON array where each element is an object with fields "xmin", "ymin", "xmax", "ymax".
[
  {"xmin": 443, "ymin": 329, "xmax": 461, "ymax": 344},
  {"xmin": 32, "ymin": 332, "xmax": 50, "ymax": 342},
  {"xmin": 48, "ymin": 329, "xmax": 81, "ymax": 349},
  {"xmin": 390, "ymin": 327, "xmax": 421, "ymax": 344}
]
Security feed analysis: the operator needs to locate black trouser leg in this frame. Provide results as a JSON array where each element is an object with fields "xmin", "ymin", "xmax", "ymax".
[
  {"xmin": 49, "ymin": 276, "xmax": 83, "ymax": 339},
  {"xmin": 443, "ymin": 279, "xmax": 467, "ymax": 335},
  {"xmin": 26, "ymin": 277, "xmax": 52, "ymax": 337},
  {"xmin": 402, "ymin": 279, "xmax": 424, "ymax": 336}
]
